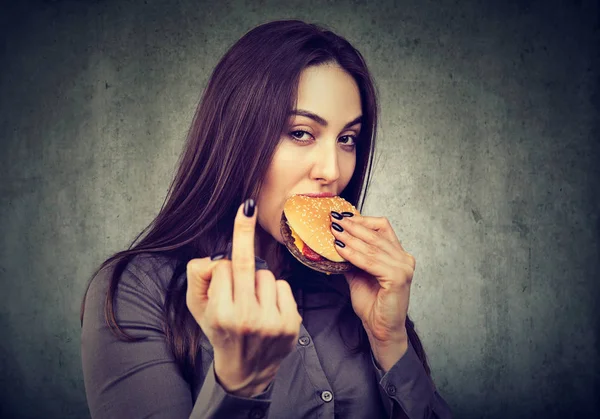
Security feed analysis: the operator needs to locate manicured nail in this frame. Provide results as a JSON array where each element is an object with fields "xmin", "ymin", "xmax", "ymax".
[
  {"xmin": 243, "ymin": 198, "xmax": 255, "ymax": 217},
  {"xmin": 210, "ymin": 252, "xmax": 227, "ymax": 261},
  {"xmin": 341, "ymin": 212, "xmax": 354, "ymax": 217},
  {"xmin": 334, "ymin": 239, "xmax": 345, "ymax": 248},
  {"xmin": 332, "ymin": 222, "xmax": 344, "ymax": 232},
  {"xmin": 331, "ymin": 211, "xmax": 343, "ymax": 220}
]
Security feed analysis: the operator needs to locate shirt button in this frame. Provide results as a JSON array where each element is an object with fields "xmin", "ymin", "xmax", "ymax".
[
  {"xmin": 386, "ymin": 384, "xmax": 397, "ymax": 396},
  {"xmin": 298, "ymin": 336, "xmax": 311, "ymax": 346},
  {"xmin": 249, "ymin": 407, "xmax": 265, "ymax": 419},
  {"xmin": 320, "ymin": 390, "xmax": 333, "ymax": 402}
]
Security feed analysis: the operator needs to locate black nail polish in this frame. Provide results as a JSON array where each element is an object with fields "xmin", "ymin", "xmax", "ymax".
[
  {"xmin": 243, "ymin": 198, "xmax": 255, "ymax": 217},
  {"xmin": 334, "ymin": 239, "xmax": 345, "ymax": 248},
  {"xmin": 341, "ymin": 212, "xmax": 354, "ymax": 217},
  {"xmin": 332, "ymin": 222, "xmax": 344, "ymax": 232},
  {"xmin": 210, "ymin": 252, "xmax": 227, "ymax": 261},
  {"xmin": 331, "ymin": 211, "xmax": 343, "ymax": 220}
]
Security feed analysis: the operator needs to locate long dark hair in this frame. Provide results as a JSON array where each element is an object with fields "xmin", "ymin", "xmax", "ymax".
[{"xmin": 80, "ymin": 19, "xmax": 432, "ymax": 384}]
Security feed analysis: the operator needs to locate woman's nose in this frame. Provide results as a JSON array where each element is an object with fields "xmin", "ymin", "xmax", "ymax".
[{"xmin": 311, "ymin": 144, "xmax": 340, "ymax": 183}]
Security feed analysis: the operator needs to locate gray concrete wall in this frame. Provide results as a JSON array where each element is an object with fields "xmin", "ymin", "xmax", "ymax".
[{"xmin": 1, "ymin": 0, "xmax": 598, "ymax": 418}]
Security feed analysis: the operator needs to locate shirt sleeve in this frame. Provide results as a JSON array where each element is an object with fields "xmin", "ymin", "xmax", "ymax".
[
  {"xmin": 81, "ymin": 264, "xmax": 274, "ymax": 418},
  {"xmin": 192, "ymin": 360, "xmax": 273, "ymax": 418},
  {"xmin": 370, "ymin": 340, "xmax": 453, "ymax": 419}
]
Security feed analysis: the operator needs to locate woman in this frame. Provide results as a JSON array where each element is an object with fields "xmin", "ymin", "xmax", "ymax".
[{"xmin": 80, "ymin": 20, "xmax": 452, "ymax": 418}]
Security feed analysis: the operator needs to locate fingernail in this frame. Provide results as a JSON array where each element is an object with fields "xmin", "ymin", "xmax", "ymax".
[
  {"xmin": 243, "ymin": 198, "xmax": 255, "ymax": 217},
  {"xmin": 334, "ymin": 239, "xmax": 345, "ymax": 248},
  {"xmin": 341, "ymin": 212, "xmax": 354, "ymax": 217},
  {"xmin": 331, "ymin": 211, "xmax": 343, "ymax": 220},
  {"xmin": 332, "ymin": 222, "xmax": 344, "ymax": 232},
  {"xmin": 210, "ymin": 252, "xmax": 227, "ymax": 261}
]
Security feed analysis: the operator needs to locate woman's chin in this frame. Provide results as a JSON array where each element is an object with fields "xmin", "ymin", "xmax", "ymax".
[{"xmin": 273, "ymin": 232, "xmax": 285, "ymax": 245}]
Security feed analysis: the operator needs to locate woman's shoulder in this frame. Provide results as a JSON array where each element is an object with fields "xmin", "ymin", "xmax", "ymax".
[
  {"xmin": 127, "ymin": 251, "xmax": 181, "ymax": 278},
  {"xmin": 89, "ymin": 251, "xmax": 187, "ymax": 305},
  {"xmin": 83, "ymin": 252, "xmax": 184, "ymax": 328}
]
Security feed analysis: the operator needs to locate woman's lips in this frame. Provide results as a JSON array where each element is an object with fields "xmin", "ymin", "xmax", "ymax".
[{"xmin": 298, "ymin": 192, "xmax": 335, "ymax": 197}]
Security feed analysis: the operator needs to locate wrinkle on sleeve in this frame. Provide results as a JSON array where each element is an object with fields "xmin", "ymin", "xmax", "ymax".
[
  {"xmin": 191, "ymin": 359, "xmax": 274, "ymax": 418},
  {"xmin": 371, "ymin": 340, "xmax": 453, "ymax": 419}
]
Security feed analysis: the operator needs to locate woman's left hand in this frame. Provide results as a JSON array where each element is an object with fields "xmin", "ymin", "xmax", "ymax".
[{"xmin": 330, "ymin": 212, "xmax": 415, "ymax": 367}]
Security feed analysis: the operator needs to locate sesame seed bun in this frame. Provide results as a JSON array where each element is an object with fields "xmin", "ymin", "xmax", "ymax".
[{"xmin": 280, "ymin": 195, "xmax": 360, "ymax": 274}]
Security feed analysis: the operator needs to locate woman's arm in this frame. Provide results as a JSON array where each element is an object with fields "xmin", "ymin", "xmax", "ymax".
[
  {"xmin": 371, "ymin": 339, "xmax": 453, "ymax": 419},
  {"xmin": 81, "ymin": 264, "xmax": 274, "ymax": 418}
]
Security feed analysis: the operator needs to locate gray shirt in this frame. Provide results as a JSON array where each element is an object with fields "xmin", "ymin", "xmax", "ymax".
[{"xmin": 81, "ymin": 251, "xmax": 452, "ymax": 418}]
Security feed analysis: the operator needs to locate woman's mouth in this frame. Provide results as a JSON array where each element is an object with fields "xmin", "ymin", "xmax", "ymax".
[{"xmin": 297, "ymin": 192, "xmax": 335, "ymax": 197}]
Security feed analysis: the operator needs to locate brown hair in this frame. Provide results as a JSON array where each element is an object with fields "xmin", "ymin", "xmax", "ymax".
[{"xmin": 80, "ymin": 19, "xmax": 432, "ymax": 384}]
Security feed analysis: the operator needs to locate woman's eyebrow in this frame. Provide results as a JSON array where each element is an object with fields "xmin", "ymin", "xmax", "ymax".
[{"xmin": 290, "ymin": 109, "xmax": 363, "ymax": 129}]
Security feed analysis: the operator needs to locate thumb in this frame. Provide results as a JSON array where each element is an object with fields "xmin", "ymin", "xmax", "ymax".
[
  {"xmin": 186, "ymin": 257, "xmax": 220, "ymax": 314},
  {"xmin": 343, "ymin": 269, "xmax": 358, "ymax": 287}
]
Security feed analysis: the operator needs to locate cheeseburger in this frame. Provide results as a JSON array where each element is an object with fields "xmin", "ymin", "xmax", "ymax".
[{"xmin": 280, "ymin": 194, "xmax": 360, "ymax": 274}]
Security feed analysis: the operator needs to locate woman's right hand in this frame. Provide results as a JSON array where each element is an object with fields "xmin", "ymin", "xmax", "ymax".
[{"xmin": 185, "ymin": 199, "xmax": 303, "ymax": 397}]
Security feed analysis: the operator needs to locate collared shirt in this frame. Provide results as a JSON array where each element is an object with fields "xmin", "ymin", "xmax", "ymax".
[{"xmin": 81, "ymin": 250, "xmax": 453, "ymax": 418}]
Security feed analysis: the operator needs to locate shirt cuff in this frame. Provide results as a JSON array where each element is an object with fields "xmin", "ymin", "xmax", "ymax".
[
  {"xmin": 190, "ymin": 361, "xmax": 273, "ymax": 418},
  {"xmin": 371, "ymin": 339, "xmax": 436, "ymax": 419}
]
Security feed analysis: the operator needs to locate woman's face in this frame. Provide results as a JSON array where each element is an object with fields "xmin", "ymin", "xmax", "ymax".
[{"xmin": 256, "ymin": 63, "xmax": 362, "ymax": 246}]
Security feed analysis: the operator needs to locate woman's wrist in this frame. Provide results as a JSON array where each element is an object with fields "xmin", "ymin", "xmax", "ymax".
[
  {"xmin": 214, "ymin": 360, "xmax": 274, "ymax": 397},
  {"xmin": 229, "ymin": 380, "xmax": 272, "ymax": 398},
  {"xmin": 365, "ymin": 328, "xmax": 409, "ymax": 373},
  {"xmin": 215, "ymin": 371, "xmax": 272, "ymax": 397}
]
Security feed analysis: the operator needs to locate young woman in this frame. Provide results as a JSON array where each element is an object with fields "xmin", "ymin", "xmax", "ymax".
[{"xmin": 80, "ymin": 20, "xmax": 453, "ymax": 419}]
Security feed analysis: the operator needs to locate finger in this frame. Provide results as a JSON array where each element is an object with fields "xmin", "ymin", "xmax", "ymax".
[
  {"xmin": 275, "ymin": 280, "xmax": 302, "ymax": 331},
  {"xmin": 231, "ymin": 199, "xmax": 257, "ymax": 304},
  {"xmin": 186, "ymin": 257, "xmax": 223, "ymax": 315},
  {"xmin": 255, "ymin": 269, "xmax": 277, "ymax": 308},
  {"xmin": 331, "ymin": 216, "xmax": 397, "ymax": 258},
  {"xmin": 331, "ymin": 232, "xmax": 390, "ymax": 278},
  {"xmin": 338, "ymin": 216, "xmax": 416, "ymax": 270},
  {"xmin": 208, "ymin": 260, "xmax": 234, "ymax": 307},
  {"xmin": 340, "ymin": 214, "xmax": 402, "ymax": 249}
]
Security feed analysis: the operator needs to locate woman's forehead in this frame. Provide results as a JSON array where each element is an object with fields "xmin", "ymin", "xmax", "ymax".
[{"xmin": 293, "ymin": 66, "xmax": 362, "ymax": 124}]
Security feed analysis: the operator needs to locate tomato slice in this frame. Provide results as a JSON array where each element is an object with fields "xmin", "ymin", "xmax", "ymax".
[{"xmin": 302, "ymin": 244, "xmax": 324, "ymax": 261}]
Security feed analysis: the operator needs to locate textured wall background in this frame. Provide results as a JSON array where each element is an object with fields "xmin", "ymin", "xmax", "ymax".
[{"xmin": 1, "ymin": 0, "xmax": 598, "ymax": 418}]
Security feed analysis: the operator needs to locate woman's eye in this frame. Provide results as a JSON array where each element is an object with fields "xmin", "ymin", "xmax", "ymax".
[
  {"xmin": 289, "ymin": 130, "xmax": 312, "ymax": 142},
  {"xmin": 288, "ymin": 131, "xmax": 357, "ymax": 148},
  {"xmin": 339, "ymin": 135, "xmax": 357, "ymax": 146}
]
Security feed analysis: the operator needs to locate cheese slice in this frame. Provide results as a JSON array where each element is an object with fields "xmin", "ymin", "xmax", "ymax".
[
  {"xmin": 288, "ymin": 221, "xmax": 332, "ymax": 275},
  {"xmin": 288, "ymin": 222, "xmax": 305, "ymax": 252}
]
